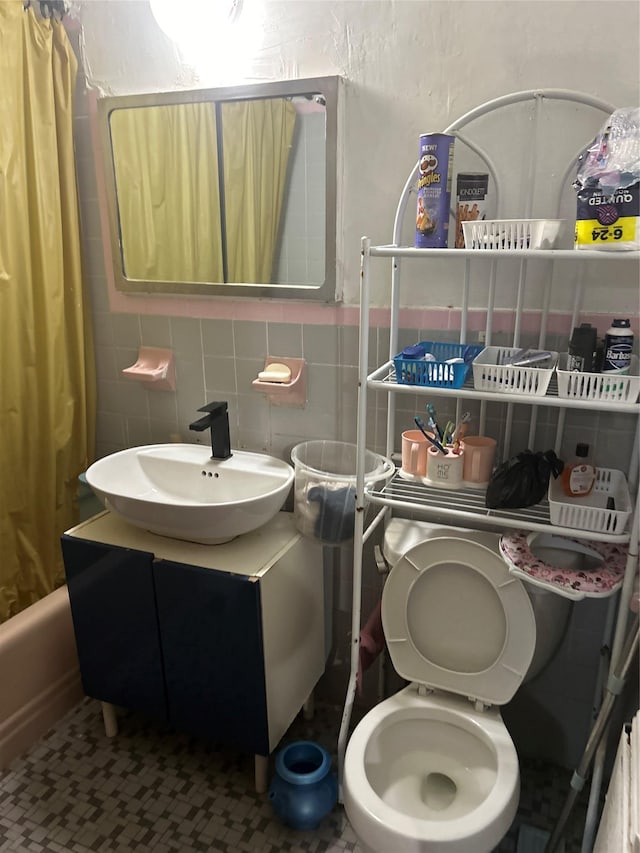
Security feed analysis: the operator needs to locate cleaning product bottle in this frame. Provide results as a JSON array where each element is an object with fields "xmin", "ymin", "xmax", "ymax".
[
  {"xmin": 602, "ymin": 319, "xmax": 634, "ymax": 375},
  {"xmin": 561, "ymin": 443, "xmax": 596, "ymax": 497}
]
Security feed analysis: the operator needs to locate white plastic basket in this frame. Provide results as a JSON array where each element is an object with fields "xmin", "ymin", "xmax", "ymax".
[
  {"xmin": 556, "ymin": 354, "xmax": 640, "ymax": 404},
  {"xmin": 462, "ymin": 218, "xmax": 565, "ymax": 250},
  {"xmin": 472, "ymin": 346, "xmax": 558, "ymax": 396},
  {"xmin": 548, "ymin": 468, "xmax": 631, "ymax": 534}
]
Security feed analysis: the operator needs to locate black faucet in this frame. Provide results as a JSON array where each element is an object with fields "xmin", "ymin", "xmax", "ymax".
[{"xmin": 189, "ymin": 401, "xmax": 232, "ymax": 460}]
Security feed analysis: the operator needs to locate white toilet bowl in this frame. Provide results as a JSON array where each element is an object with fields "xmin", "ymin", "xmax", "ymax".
[
  {"xmin": 344, "ymin": 686, "xmax": 519, "ymax": 853},
  {"xmin": 343, "ymin": 523, "xmax": 553, "ymax": 853}
]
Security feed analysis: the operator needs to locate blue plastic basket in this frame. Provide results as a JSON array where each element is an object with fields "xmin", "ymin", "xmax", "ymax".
[{"xmin": 393, "ymin": 342, "xmax": 483, "ymax": 388}]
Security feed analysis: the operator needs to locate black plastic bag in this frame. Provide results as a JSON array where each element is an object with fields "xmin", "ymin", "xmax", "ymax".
[{"xmin": 485, "ymin": 449, "xmax": 564, "ymax": 510}]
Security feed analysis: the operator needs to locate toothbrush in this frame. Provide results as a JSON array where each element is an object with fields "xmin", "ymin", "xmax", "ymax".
[
  {"xmin": 414, "ymin": 416, "xmax": 447, "ymax": 454},
  {"xmin": 442, "ymin": 421, "xmax": 455, "ymax": 446},
  {"xmin": 452, "ymin": 411, "xmax": 471, "ymax": 445},
  {"xmin": 510, "ymin": 350, "xmax": 552, "ymax": 367},
  {"xmin": 501, "ymin": 348, "xmax": 552, "ymax": 367},
  {"xmin": 501, "ymin": 347, "xmax": 528, "ymax": 366},
  {"xmin": 425, "ymin": 403, "xmax": 443, "ymax": 441}
]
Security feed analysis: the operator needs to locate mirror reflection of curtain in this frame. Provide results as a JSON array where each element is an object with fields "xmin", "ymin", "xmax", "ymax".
[
  {"xmin": 222, "ymin": 98, "xmax": 296, "ymax": 283},
  {"xmin": 0, "ymin": 3, "xmax": 95, "ymax": 622},
  {"xmin": 110, "ymin": 103, "xmax": 224, "ymax": 282}
]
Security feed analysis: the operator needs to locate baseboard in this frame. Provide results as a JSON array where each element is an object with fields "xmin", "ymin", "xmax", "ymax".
[{"xmin": 0, "ymin": 669, "xmax": 84, "ymax": 769}]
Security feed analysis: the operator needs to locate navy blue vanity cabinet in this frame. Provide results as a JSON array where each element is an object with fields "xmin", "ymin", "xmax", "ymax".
[
  {"xmin": 61, "ymin": 536, "xmax": 167, "ymax": 721},
  {"xmin": 62, "ymin": 510, "xmax": 326, "ymax": 776},
  {"xmin": 153, "ymin": 559, "xmax": 269, "ymax": 755}
]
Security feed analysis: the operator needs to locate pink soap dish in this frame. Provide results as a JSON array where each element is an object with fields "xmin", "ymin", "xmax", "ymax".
[
  {"xmin": 122, "ymin": 347, "xmax": 175, "ymax": 391},
  {"xmin": 252, "ymin": 357, "xmax": 306, "ymax": 406}
]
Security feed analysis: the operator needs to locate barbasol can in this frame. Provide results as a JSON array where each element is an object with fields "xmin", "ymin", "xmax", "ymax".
[
  {"xmin": 602, "ymin": 319, "xmax": 634, "ymax": 374},
  {"xmin": 415, "ymin": 133, "xmax": 455, "ymax": 249}
]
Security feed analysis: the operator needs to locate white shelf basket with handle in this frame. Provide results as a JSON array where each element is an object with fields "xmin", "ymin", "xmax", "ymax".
[
  {"xmin": 548, "ymin": 468, "xmax": 632, "ymax": 535},
  {"xmin": 472, "ymin": 346, "xmax": 558, "ymax": 396},
  {"xmin": 462, "ymin": 218, "xmax": 565, "ymax": 250},
  {"xmin": 556, "ymin": 354, "xmax": 640, "ymax": 404}
]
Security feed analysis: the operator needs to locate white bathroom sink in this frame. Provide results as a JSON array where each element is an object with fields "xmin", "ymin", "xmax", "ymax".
[{"xmin": 85, "ymin": 444, "xmax": 294, "ymax": 544}]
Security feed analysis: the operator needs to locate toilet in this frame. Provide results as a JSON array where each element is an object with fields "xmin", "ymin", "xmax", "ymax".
[{"xmin": 343, "ymin": 520, "xmax": 571, "ymax": 853}]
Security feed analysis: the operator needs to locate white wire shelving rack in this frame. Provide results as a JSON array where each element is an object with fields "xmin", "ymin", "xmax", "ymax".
[{"xmin": 337, "ymin": 89, "xmax": 640, "ymax": 853}]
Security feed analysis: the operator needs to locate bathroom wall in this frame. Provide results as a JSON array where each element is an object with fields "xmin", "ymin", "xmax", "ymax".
[
  {"xmin": 67, "ymin": 1, "xmax": 640, "ymax": 768},
  {"xmin": 70, "ymin": 0, "xmax": 640, "ymax": 461}
]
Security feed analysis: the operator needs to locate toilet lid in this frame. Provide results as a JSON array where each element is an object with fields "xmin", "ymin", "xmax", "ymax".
[{"xmin": 382, "ymin": 536, "xmax": 536, "ymax": 706}]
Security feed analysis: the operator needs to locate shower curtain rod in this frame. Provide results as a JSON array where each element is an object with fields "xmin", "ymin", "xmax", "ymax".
[{"xmin": 23, "ymin": 0, "xmax": 68, "ymax": 20}]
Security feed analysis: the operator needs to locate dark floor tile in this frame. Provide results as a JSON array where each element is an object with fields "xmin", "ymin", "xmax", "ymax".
[{"xmin": 0, "ymin": 699, "xmax": 589, "ymax": 852}]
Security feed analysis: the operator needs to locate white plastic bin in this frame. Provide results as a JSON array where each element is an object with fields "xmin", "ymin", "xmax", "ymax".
[
  {"xmin": 472, "ymin": 346, "xmax": 558, "ymax": 396},
  {"xmin": 556, "ymin": 353, "xmax": 640, "ymax": 404},
  {"xmin": 291, "ymin": 441, "xmax": 393, "ymax": 545},
  {"xmin": 548, "ymin": 468, "xmax": 632, "ymax": 535},
  {"xmin": 462, "ymin": 218, "xmax": 565, "ymax": 250}
]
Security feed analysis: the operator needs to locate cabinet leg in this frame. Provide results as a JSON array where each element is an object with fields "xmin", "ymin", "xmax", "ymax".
[
  {"xmin": 303, "ymin": 691, "xmax": 315, "ymax": 720},
  {"xmin": 255, "ymin": 754, "xmax": 269, "ymax": 794},
  {"xmin": 101, "ymin": 702, "xmax": 118, "ymax": 738}
]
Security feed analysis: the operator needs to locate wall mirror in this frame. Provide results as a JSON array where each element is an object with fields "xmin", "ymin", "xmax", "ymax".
[{"xmin": 97, "ymin": 76, "xmax": 340, "ymax": 301}]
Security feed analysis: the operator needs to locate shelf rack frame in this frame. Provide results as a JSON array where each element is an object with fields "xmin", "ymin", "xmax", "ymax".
[{"xmin": 337, "ymin": 89, "xmax": 640, "ymax": 853}]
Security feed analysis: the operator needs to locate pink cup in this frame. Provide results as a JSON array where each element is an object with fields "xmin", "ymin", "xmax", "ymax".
[
  {"xmin": 401, "ymin": 429, "xmax": 431, "ymax": 477},
  {"xmin": 461, "ymin": 435, "xmax": 497, "ymax": 488}
]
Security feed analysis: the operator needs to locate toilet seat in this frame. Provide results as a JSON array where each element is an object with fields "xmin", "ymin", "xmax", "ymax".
[
  {"xmin": 382, "ymin": 537, "xmax": 536, "ymax": 706},
  {"xmin": 500, "ymin": 530, "xmax": 628, "ymax": 600}
]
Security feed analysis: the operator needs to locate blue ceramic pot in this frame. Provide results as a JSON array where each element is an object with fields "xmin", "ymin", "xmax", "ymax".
[{"xmin": 268, "ymin": 740, "xmax": 338, "ymax": 830}]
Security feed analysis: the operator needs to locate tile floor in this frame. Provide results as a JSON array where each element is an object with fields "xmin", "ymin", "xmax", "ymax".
[{"xmin": 0, "ymin": 698, "xmax": 592, "ymax": 852}]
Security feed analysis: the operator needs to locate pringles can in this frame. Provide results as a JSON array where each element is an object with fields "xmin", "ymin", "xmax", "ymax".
[{"xmin": 415, "ymin": 133, "xmax": 455, "ymax": 249}]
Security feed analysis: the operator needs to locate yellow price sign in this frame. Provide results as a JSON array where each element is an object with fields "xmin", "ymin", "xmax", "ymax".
[{"xmin": 575, "ymin": 216, "xmax": 637, "ymax": 246}]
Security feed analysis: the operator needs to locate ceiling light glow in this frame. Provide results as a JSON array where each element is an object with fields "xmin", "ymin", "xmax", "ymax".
[{"xmin": 150, "ymin": 0, "xmax": 262, "ymax": 78}]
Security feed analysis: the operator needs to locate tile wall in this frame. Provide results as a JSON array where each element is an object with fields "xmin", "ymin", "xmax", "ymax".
[{"xmin": 274, "ymin": 110, "xmax": 326, "ymax": 287}]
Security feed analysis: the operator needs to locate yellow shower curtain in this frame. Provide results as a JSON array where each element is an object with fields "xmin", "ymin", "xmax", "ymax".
[
  {"xmin": 222, "ymin": 98, "xmax": 296, "ymax": 283},
  {"xmin": 110, "ymin": 102, "xmax": 224, "ymax": 283},
  {"xmin": 0, "ymin": 3, "xmax": 95, "ymax": 622},
  {"xmin": 110, "ymin": 98, "xmax": 295, "ymax": 286}
]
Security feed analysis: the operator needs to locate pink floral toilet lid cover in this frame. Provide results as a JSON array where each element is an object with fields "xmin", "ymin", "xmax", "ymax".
[{"xmin": 499, "ymin": 530, "xmax": 628, "ymax": 600}]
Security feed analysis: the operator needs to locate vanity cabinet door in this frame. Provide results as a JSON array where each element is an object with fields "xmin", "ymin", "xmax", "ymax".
[
  {"xmin": 61, "ymin": 537, "xmax": 167, "ymax": 720},
  {"xmin": 153, "ymin": 559, "xmax": 269, "ymax": 755}
]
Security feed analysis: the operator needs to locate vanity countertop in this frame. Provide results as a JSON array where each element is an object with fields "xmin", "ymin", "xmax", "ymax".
[{"xmin": 64, "ymin": 510, "xmax": 302, "ymax": 577}]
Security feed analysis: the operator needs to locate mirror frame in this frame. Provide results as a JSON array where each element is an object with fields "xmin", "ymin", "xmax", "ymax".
[{"xmin": 97, "ymin": 76, "xmax": 340, "ymax": 301}]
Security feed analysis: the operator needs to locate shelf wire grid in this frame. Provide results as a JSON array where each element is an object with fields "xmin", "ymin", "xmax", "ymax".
[{"xmin": 367, "ymin": 469, "xmax": 550, "ymax": 524}]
